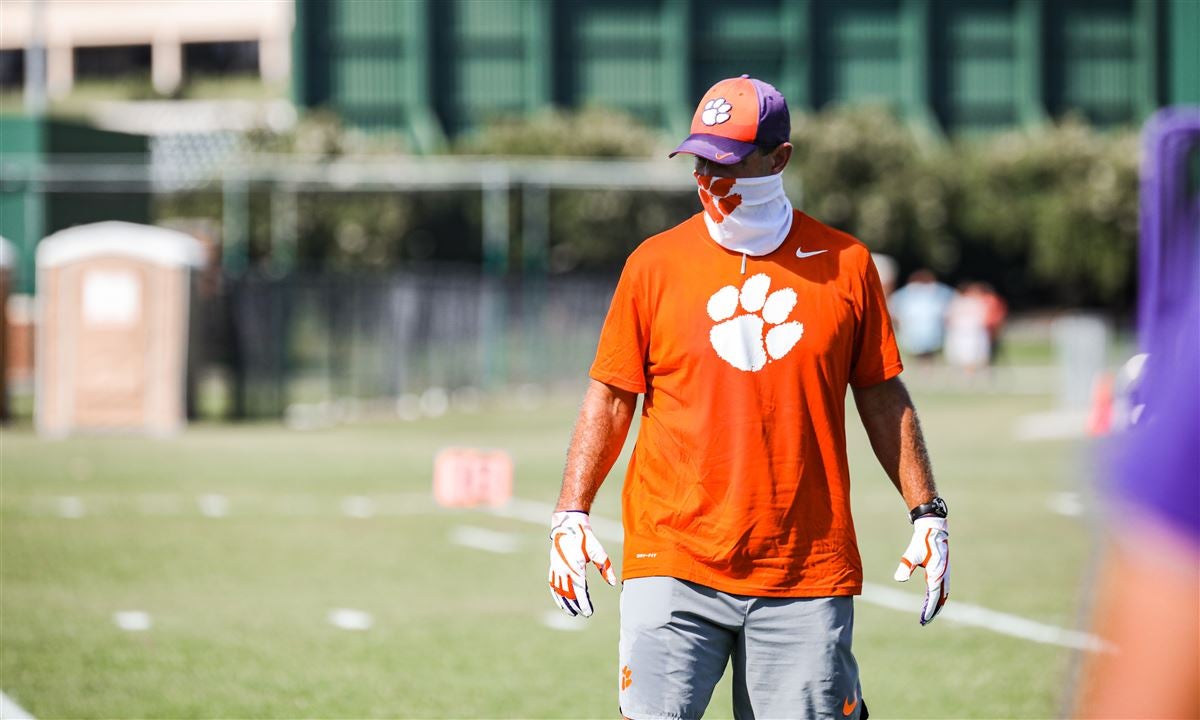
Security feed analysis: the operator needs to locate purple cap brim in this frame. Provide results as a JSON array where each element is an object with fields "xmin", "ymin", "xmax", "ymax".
[{"xmin": 669, "ymin": 134, "xmax": 758, "ymax": 165}]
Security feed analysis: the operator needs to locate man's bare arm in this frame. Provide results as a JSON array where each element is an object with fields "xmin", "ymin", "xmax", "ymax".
[
  {"xmin": 852, "ymin": 376, "xmax": 938, "ymax": 509},
  {"xmin": 554, "ymin": 379, "xmax": 638, "ymax": 513}
]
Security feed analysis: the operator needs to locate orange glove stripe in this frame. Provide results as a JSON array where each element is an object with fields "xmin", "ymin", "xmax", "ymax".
[
  {"xmin": 550, "ymin": 575, "xmax": 577, "ymax": 601},
  {"xmin": 553, "ymin": 532, "xmax": 573, "ymax": 567}
]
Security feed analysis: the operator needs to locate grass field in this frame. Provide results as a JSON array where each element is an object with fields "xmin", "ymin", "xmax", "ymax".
[{"xmin": 1, "ymin": 385, "xmax": 1099, "ymax": 718}]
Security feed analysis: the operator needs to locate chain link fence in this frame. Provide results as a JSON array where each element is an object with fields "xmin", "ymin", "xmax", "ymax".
[{"xmin": 207, "ymin": 265, "xmax": 616, "ymax": 419}]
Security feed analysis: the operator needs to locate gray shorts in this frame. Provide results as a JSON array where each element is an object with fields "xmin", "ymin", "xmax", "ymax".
[{"xmin": 618, "ymin": 577, "xmax": 865, "ymax": 720}]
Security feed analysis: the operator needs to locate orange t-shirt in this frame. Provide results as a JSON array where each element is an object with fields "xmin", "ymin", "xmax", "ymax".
[{"xmin": 590, "ymin": 210, "xmax": 902, "ymax": 597}]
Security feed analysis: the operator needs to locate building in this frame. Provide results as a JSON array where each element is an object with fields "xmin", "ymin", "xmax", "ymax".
[
  {"xmin": 0, "ymin": 0, "xmax": 293, "ymax": 137},
  {"xmin": 292, "ymin": 0, "xmax": 1200, "ymax": 150}
]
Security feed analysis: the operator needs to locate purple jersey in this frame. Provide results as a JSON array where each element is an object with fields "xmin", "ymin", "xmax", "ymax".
[
  {"xmin": 1108, "ymin": 289, "xmax": 1199, "ymax": 543},
  {"xmin": 1107, "ymin": 107, "xmax": 1200, "ymax": 544}
]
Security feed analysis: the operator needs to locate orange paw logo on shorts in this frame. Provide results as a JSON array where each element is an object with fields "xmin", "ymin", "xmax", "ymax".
[
  {"xmin": 620, "ymin": 665, "xmax": 633, "ymax": 691},
  {"xmin": 696, "ymin": 174, "xmax": 742, "ymax": 224}
]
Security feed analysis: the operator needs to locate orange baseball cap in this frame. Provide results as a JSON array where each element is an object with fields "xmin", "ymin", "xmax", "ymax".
[{"xmin": 670, "ymin": 75, "xmax": 791, "ymax": 165}]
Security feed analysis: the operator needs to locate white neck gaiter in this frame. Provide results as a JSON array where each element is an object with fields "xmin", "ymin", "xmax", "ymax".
[{"xmin": 696, "ymin": 172, "xmax": 794, "ymax": 257}]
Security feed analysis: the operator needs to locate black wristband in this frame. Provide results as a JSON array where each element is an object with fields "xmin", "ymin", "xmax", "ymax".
[{"xmin": 908, "ymin": 497, "xmax": 948, "ymax": 524}]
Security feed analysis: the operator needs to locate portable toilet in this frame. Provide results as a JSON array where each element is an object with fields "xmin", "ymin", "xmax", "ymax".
[
  {"xmin": 35, "ymin": 222, "xmax": 203, "ymax": 437},
  {"xmin": 0, "ymin": 235, "xmax": 13, "ymax": 420}
]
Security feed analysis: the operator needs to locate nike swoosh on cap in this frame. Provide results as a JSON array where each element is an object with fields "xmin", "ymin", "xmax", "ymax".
[{"xmin": 714, "ymin": 151, "xmax": 734, "ymax": 160}]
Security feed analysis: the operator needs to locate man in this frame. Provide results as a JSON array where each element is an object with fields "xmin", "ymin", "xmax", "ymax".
[
  {"xmin": 547, "ymin": 75, "xmax": 950, "ymax": 719},
  {"xmin": 1073, "ymin": 276, "xmax": 1199, "ymax": 718},
  {"xmin": 888, "ymin": 269, "xmax": 954, "ymax": 361},
  {"xmin": 1072, "ymin": 107, "xmax": 1199, "ymax": 719}
]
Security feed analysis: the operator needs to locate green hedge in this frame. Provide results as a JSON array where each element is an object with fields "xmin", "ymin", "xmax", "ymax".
[
  {"xmin": 456, "ymin": 107, "xmax": 696, "ymax": 272},
  {"xmin": 460, "ymin": 105, "xmax": 1140, "ymax": 308},
  {"xmin": 789, "ymin": 107, "xmax": 1139, "ymax": 308},
  {"xmin": 157, "ymin": 107, "xmax": 1140, "ymax": 309},
  {"xmin": 949, "ymin": 120, "xmax": 1139, "ymax": 307}
]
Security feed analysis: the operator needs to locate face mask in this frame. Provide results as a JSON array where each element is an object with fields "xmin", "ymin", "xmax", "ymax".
[{"xmin": 696, "ymin": 172, "xmax": 794, "ymax": 257}]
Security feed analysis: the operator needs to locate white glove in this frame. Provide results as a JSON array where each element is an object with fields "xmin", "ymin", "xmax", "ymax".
[
  {"xmin": 548, "ymin": 511, "xmax": 617, "ymax": 617},
  {"xmin": 894, "ymin": 516, "xmax": 950, "ymax": 625}
]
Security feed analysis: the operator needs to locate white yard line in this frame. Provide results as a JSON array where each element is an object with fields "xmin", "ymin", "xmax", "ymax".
[
  {"xmin": 113, "ymin": 611, "xmax": 153, "ymax": 632},
  {"xmin": 197, "ymin": 494, "xmax": 229, "ymax": 518},
  {"xmin": 1014, "ymin": 410, "xmax": 1089, "ymax": 442},
  {"xmin": 491, "ymin": 497, "xmax": 627, "ymax": 539},
  {"xmin": 20, "ymin": 493, "xmax": 437, "ymax": 518},
  {"xmin": 1, "ymin": 690, "xmax": 36, "ymax": 719},
  {"xmin": 11, "ymin": 491, "xmax": 1108, "ymax": 651},
  {"xmin": 860, "ymin": 584, "xmax": 1108, "ymax": 651},
  {"xmin": 490, "ymin": 498, "xmax": 1109, "ymax": 652},
  {"xmin": 1047, "ymin": 491, "xmax": 1085, "ymax": 517},
  {"xmin": 340, "ymin": 495, "xmax": 376, "ymax": 519},
  {"xmin": 327, "ymin": 608, "xmax": 373, "ymax": 631},
  {"xmin": 449, "ymin": 525, "xmax": 520, "ymax": 554},
  {"xmin": 540, "ymin": 610, "xmax": 587, "ymax": 632},
  {"xmin": 56, "ymin": 496, "xmax": 85, "ymax": 519}
]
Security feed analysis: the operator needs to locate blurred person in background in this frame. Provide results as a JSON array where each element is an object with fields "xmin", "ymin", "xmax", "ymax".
[
  {"xmin": 943, "ymin": 282, "xmax": 992, "ymax": 376},
  {"xmin": 546, "ymin": 75, "xmax": 950, "ymax": 720},
  {"xmin": 1073, "ymin": 107, "xmax": 1198, "ymax": 716},
  {"xmin": 978, "ymin": 282, "xmax": 1008, "ymax": 364},
  {"xmin": 888, "ymin": 269, "xmax": 954, "ymax": 363},
  {"xmin": 1071, "ymin": 270, "xmax": 1199, "ymax": 718}
]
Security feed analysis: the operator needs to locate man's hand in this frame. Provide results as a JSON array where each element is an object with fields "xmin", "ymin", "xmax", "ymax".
[
  {"xmin": 548, "ymin": 511, "xmax": 617, "ymax": 617},
  {"xmin": 894, "ymin": 516, "xmax": 950, "ymax": 625}
]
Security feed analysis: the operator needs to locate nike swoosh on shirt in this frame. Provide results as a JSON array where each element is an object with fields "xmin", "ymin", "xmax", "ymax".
[{"xmin": 796, "ymin": 248, "xmax": 827, "ymax": 259}]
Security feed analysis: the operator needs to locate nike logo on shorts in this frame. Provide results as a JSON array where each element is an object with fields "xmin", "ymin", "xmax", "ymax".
[{"xmin": 842, "ymin": 690, "xmax": 858, "ymax": 716}]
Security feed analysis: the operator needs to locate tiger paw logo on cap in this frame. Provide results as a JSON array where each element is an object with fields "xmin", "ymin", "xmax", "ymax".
[{"xmin": 701, "ymin": 98, "xmax": 732, "ymax": 126}]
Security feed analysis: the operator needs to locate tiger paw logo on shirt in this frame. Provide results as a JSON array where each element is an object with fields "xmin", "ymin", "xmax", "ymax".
[{"xmin": 707, "ymin": 273, "xmax": 804, "ymax": 371}]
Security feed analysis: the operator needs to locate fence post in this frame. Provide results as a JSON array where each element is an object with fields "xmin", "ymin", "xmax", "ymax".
[
  {"xmin": 225, "ymin": 273, "xmax": 247, "ymax": 419},
  {"xmin": 269, "ymin": 187, "xmax": 298, "ymax": 275},
  {"xmin": 482, "ymin": 166, "xmax": 510, "ymax": 275},
  {"xmin": 482, "ymin": 167, "xmax": 511, "ymax": 389},
  {"xmin": 522, "ymin": 183, "xmax": 550, "ymax": 384},
  {"xmin": 222, "ymin": 174, "xmax": 250, "ymax": 275},
  {"xmin": 21, "ymin": 182, "xmax": 43, "ymax": 294}
]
